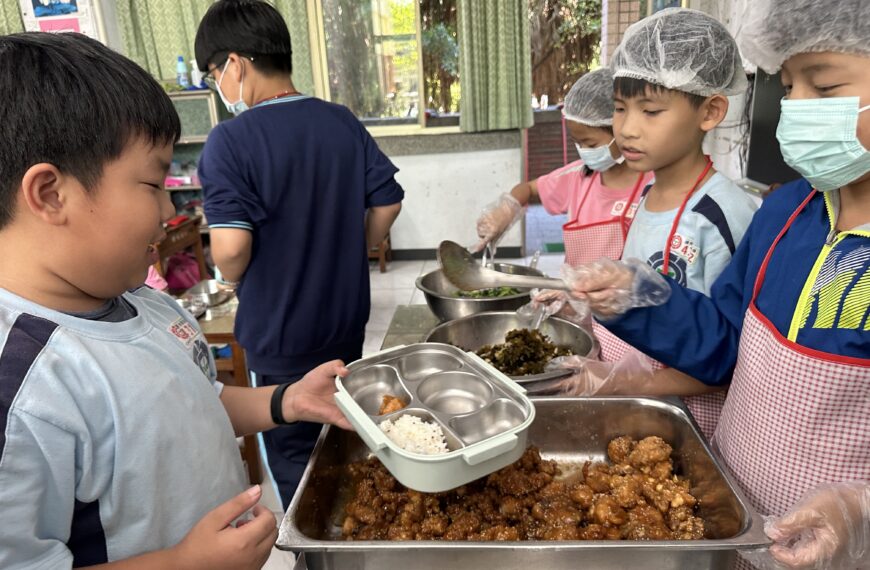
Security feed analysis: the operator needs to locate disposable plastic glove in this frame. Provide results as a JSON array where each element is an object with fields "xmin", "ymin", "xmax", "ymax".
[
  {"xmin": 745, "ymin": 482, "xmax": 870, "ymax": 570},
  {"xmin": 526, "ymin": 288, "xmax": 591, "ymax": 325},
  {"xmin": 545, "ymin": 349, "xmax": 654, "ymax": 396},
  {"xmin": 563, "ymin": 258, "xmax": 671, "ymax": 319},
  {"xmin": 470, "ymin": 193, "xmax": 525, "ymax": 254}
]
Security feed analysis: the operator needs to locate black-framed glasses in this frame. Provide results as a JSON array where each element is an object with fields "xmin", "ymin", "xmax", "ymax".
[{"xmin": 203, "ymin": 59, "xmax": 227, "ymax": 92}]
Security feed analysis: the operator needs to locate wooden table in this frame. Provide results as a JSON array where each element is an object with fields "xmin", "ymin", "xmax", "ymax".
[{"xmin": 198, "ymin": 296, "xmax": 263, "ymax": 485}]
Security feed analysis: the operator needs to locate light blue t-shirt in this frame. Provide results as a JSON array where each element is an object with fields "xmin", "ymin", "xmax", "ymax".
[
  {"xmin": 0, "ymin": 287, "xmax": 247, "ymax": 569},
  {"xmin": 622, "ymin": 172, "xmax": 759, "ymax": 295}
]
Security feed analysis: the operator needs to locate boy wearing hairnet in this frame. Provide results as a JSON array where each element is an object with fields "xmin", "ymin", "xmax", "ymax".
[
  {"xmin": 565, "ymin": 1, "xmax": 870, "ymax": 568},
  {"xmin": 559, "ymin": 9, "xmax": 759, "ymax": 438},
  {"xmin": 472, "ymin": 68, "xmax": 653, "ymax": 266}
]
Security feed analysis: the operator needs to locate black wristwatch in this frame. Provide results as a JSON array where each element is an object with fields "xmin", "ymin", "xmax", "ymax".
[{"xmin": 270, "ymin": 382, "xmax": 296, "ymax": 425}]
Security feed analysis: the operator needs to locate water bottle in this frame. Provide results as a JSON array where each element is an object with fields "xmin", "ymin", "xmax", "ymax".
[{"xmin": 176, "ymin": 56, "xmax": 190, "ymax": 88}]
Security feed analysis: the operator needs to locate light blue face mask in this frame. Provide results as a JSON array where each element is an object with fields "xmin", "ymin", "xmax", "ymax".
[
  {"xmin": 776, "ymin": 96, "xmax": 870, "ymax": 191},
  {"xmin": 575, "ymin": 139, "xmax": 625, "ymax": 172},
  {"xmin": 216, "ymin": 59, "xmax": 249, "ymax": 116}
]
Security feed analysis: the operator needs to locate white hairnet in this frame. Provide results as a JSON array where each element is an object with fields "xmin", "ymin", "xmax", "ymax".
[
  {"xmin": 738, "ymin": 0, "xmax": 870, "ymax": 74},
  {"xmin": 612, "ymin": 8, "xmax": 747, "ymax": 97},
  {"xmin": 563, "ymin": 68, "xmax": 614, "ymax": 127}
]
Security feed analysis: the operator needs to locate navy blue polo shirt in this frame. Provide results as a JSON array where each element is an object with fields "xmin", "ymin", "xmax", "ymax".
[{"xmin": 198, "ymin": 95, "xmax": 404, "ymax": 374}]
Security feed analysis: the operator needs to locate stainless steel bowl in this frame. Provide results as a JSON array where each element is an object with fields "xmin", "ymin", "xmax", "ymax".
[
  {"xmin": 185, "ymin": 279, "xmax": 234, "ymax": 307},
  {"xmin": 416, "ymin": 263, "xmax": 545, "ymax": 322},
  {"xmin": 423, "ymin": 311, "xmax": 596, "ymax": 386}
]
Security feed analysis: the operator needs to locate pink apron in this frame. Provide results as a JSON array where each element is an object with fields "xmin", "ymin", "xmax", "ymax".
[
  {"xmin": 562, "ymin": 171, "xmax": 645, "ymax": 266},
  {"xmin": 715, "ymin": 190, "xmax": 870, "ymax": 568}
]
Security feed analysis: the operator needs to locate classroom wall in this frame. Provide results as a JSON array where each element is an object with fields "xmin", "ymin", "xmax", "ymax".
[{"xmin": 386, "ymin": 147, "xmax": 524, "ymax": 253}]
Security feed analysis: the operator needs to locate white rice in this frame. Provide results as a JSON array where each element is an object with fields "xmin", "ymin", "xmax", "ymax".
[{"xmin": 378, "ymin": 415, "xmax": 449, "ymax": 455}]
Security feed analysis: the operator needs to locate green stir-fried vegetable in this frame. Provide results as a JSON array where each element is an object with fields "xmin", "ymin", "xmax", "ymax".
[{"xmin": 455, "ymin": 286, "xmax": 522, "ymax": 298}]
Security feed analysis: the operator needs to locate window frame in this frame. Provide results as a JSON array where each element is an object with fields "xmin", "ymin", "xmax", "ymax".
[{"xmin": 306, "ymin": 0, "xmax": 449, "ymax": 135}]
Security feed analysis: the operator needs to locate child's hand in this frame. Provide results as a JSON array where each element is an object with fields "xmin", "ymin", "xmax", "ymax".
[
  {"xmin": 173, "ymin": 485, "xmax": 278, "ymax": 570},
  {"xmin": 764, "ymin": 482, "xmax": 870, "ymax": 569},
  {"xmin": 283, "ymin": 360, "xmax": 353, "ymax": 429},
  {"xmin": 562, "ymin": 259, "xmax": 670, "ymax": 319},
  {"xmin": 471, "ymin": 193, "xmax": 524, "ymax": 253}
]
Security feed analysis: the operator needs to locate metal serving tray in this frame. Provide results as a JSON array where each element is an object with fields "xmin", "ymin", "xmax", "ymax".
[
  {"xmin": 334, "ymin": 343, "xmax": 535, "ymax": 492},
  {"xmin": 279, "ymin": 397, "xmax": 768, "ymax": 570}
]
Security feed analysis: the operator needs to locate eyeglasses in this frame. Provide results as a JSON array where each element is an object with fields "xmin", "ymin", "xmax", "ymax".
[
  {"xmin": 203, "ymin": 59, "xmax": 227, "ymax": 92},
  {"xmin": 203, "ymin": 56, "xmax": 255, "ymax": 91}
]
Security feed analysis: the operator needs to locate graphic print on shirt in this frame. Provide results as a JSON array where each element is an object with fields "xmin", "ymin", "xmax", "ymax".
[
  {"xmin": 610, "ymin": 200, "xmax": 639, "ymax": 219},
  {"xmin": 799, "ymin": 245, "xmax": 870, "ymax": 332},
  {"xmin": 192, "ymin": 339, "xmax": 211, "ymax": 378},
  {"xmin": 647, "ymin": 250, "xmax": 688, "ymax": 286}
]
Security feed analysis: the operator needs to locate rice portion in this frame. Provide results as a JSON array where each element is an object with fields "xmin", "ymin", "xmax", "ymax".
[{"xmin": 378, "ymin": 415, "xmax": 449, "ymax": 455}]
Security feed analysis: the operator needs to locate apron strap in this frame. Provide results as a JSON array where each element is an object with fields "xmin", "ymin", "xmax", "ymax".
[
  {"xmin": 751, "ymin": 189, "xmax": 818, "ymax": 302},
  {"xmin": 660, "ymin": 157, "xmax": 713, "ymax": 277}
]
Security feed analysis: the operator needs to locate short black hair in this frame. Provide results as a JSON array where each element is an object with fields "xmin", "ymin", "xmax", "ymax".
[
  {"xmin": 613, "ymin": 76, "xmax": 707, "ymax": 109},
  {"xmin": 0, "ymin": 33, "xmax": 180, "ymax": 229},
  {"xmin": 195, "ymin": 0, "xmax": 293, "ymax": 76}
]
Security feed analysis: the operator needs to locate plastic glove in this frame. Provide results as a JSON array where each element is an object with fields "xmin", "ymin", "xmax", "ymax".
[
  {"xmin": 544, "ymin": 350, "xmax": 654, "ymax": 396},
  {"xmin": 527, "ymin": 288, "xmax": 591, "ymax": 326},
  {"xmin": 470, "ymin": 193, "xmax": 525, "ymax": 254},
  {"xmin": 743, "ymin": 482, "xmax": 870, "ymax": 570},
  {"xmin": 562, "ymin": 258, "xmax": 671, "ymax": 319}
]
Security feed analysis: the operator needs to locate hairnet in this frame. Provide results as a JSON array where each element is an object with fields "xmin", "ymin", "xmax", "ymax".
[
  {"xmin": 738, "ymin": 0, "xmax": 870, "ymax": 74},
  {"xmin": 611, "ymin": 8, "xmax": 747, "ymax": 97},
  {"xmin": 563, "ymin": 68, "xmax": 614, "ymax": 127}
]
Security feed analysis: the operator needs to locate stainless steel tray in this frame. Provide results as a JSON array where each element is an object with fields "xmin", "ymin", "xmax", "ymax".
[
  {"xmin": 334, "ymin": 343, "xmax": 535, "ymax": 492},
  {"xmin": 279, "ymin": 397, "xmax": 768, "ymax": 570}
]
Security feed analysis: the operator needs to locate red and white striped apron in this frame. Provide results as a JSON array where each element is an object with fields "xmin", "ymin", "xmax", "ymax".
[
  {"xmin": 562, "ymin": 171, "xmax": 645, "ymax": 266},
  {"xmin": 592, "ymin": 159, "xmax": 724, "ymax": 439},
  {"xmin": 713, "ymin": 191, "xmax": 870, "ymax": 569}
]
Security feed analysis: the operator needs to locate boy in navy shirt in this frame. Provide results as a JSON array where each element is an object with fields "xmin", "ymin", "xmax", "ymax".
[{"xmin": 195, "ymin": 0, "xmax": 403, "ymax": 507}]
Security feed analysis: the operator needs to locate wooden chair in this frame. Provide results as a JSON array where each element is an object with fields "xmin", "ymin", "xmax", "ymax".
[{"xmin": 368, "ymin": 233, "xmax": 392, "ymax": 273}]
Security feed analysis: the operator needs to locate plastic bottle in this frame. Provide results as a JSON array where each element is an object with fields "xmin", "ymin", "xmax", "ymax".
[
  {"xmin": 176, "ymin": 55, "xmax": 190, "ymax": 88},
  {"xmin": 190, "ymin": 59, "xmax": 204, "ymax": 88}
]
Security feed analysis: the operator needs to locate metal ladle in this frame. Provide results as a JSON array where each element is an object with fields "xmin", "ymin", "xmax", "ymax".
[{"xmin": 438, "ymin": 240, "xmax": 569, "ymax": 292}]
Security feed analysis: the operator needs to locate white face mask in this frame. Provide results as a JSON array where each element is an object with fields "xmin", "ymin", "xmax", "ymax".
[
  {"xmin": 575, "ymin": 139, "xmax": 624, "ymax": 172},
  {"xmin": 216, "ymin": 59, "xmax": 249, "ymax": 116},
  {"xmin": 776, "ymin": 96, "xmax": 870, "ymax": 191}
]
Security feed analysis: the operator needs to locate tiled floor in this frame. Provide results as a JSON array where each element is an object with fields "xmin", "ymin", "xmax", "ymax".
[{"xmin": 261, "ymin": 253, "xmax": 567, "ymax": 568}]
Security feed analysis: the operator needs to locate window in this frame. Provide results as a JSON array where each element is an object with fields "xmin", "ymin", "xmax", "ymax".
[{"xmin": 310, "ymin": 0, "xmax": 459, "ymax": 127}]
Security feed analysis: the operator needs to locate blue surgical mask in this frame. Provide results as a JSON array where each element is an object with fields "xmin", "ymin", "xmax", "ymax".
[
  {"xmin": 575, "ymin": 139, "xmax": 625, "ymax": 172},
  {"xmin": 216, "ymin": 60, "xmax": 249, "ymax": 116},
  {"xmin": 776, "ymin": 96, "xmax": 870, "ymax": 191}
]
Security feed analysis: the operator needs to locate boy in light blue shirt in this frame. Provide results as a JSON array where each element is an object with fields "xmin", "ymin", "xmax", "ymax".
[
  {"xmin": 0, "ymin": 33, "xmax": 351, "ymax": 570},
  {"xmin": 612, "ymin": 8, "xmax": 758, "ymax": 296}
]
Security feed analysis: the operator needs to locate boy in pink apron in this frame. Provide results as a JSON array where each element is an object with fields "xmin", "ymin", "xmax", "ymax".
[
  {"xmin": 473, "ymin": 68, "xmax": 653, "ymax": 264},
  {"xmin": 566, "ymin": 0, "xmax": 870, "ymax": 567}
]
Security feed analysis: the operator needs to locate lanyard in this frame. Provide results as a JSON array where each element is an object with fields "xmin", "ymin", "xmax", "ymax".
[
  {"xmin": 660, "ymin": 157, "xmax": 713, "ymax": 276},
  {"xmin": 254, "ymin": 90, "xmax": 300, "ymax": 106},
  {"xmin": 573, "ymin": 171, "xmax": 647, "ymax": 238}
]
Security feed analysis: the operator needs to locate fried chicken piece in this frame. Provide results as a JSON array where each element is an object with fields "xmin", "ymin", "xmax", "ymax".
[
  {"xmin": 444, "ymin": 512, "xmax": 482, "ymax": 540},
  {"xmin": 590, "ymin": 495, "xmax": 628, "ymax": 527},
  {"xmin": 541, "ymin": 525, "xmax": 581, "ymax": 541},
  {"xmin": 531, "ymin": 498, "xmax": 583, "ymax": 527},
  {"xmin": 642, "ymin": 478, "xmax": 698, "ymax": 513},
  {"xmin": 420, "ymin": 514, "xmax": 449, "ymax": 537},
  {"xmin": 628, "ymin": 437, "xmax": 673, "ymax": 472},
  {"xmin": 622, "ymin": 503, "xmax": 673, "ymax": 540},
  {"xmin": 607, "ymin": 436, "xmax": 635, "ymax": 464},
  {"xmin": 583, "ymin": 462, "xmax": 613, "ymax": 493},
  {"xmin": 610, "ymin": 474, "xmax": 644, "ymax": 509},
  {"xmin": 378, "ymin": 394, "xmax": 407, "ymax": 415},
  {"xmin": 475, "ymin": 525, "xmax": 521, "ymax": 541},
  {"xmin": 498, "ymin": 495, "xmax": 525, "ymax": 520},
  {"xmin": 568, "ymin": 483, "xmax": 595, "ymax": 509},
  {"xmin": 668, "ymin": 504, "xmax": 706, "ymax": 540}
]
